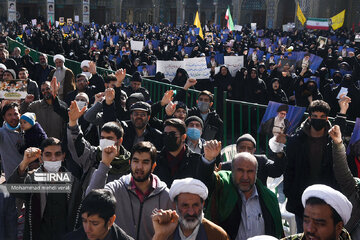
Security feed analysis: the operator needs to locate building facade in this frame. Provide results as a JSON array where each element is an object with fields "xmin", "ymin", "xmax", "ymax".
[{"xmin": 0, "ymin": 0, "xmax": 358, "ymax": 29}]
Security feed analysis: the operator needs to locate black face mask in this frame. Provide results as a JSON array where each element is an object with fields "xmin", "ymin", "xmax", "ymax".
[
  {"xmin": 310, "ymin": 118, "xmax": 327, "ymax": 131},
  {"xmin": 307, "ymin": 85, "xmax": 316, "ymax": 92},
  {"xmin": 163, "ymin": 132, "xmax": 180, "ymax": 152},
  {"xmin": 333, "ymin": 76, "xmax": 342, "ymax": 84}
]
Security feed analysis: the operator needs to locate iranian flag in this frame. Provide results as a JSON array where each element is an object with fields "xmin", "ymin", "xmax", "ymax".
[
  {"xmin": 225, "ymin": 6, "xmax": 235, "ymax": 32},
  {"xmin": 306, "ymin": 18, "xmax": 330, "ymax": 30}
]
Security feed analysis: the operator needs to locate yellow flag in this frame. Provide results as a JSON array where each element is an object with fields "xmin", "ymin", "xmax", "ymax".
[
  {"xmin": 331, "ymin": 10, "xmax": 345, "ymax": 30},
  {"xmin": 194, "ymin": 11, "xmax": 204, "ymax": 39},
  {"xmin": 297, "ymin": 3, "xmax": 306, "ymax": 26}
]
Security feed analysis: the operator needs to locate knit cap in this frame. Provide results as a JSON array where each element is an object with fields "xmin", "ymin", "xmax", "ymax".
[{"xmin": 20, "ymin": 112, "xmax": 36, "ymax": 126}]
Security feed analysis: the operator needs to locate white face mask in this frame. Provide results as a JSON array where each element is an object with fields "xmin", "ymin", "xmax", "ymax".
[
  {"xmin": 76, "ymin": 100, "xmax": 87, "ymax": 110},
  {"xmin": 99, "ymin": 139, "xmax": 116, "ymax": 150},
  {"xmin": 43, "ymin": 161, "xmax": 62, "ymax": 173}
]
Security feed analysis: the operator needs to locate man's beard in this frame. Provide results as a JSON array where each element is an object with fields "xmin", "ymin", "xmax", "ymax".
[
  {"xmin": 305, "ymin": 228, "xmax": 337, "ymax": 240},
  {"xmin": 177, "ymin": 207, "xmax": 203, "ymax": 231},
  {"xmin": 131, "ymin": 168, "xmax": 151, "ymax": 182}
]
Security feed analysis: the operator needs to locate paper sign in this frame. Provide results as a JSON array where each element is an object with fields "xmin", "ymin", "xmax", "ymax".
[
  {"xmin": 251, "ymin": 23, "xmax": 257, "ymax": 31},
  {"xmin": 337, "ymin": 87, "xmax": 348, "ymax": 99},
  {"xmin": 130, "ymin": 40, "xmax": 144, "ymax": 51},
  {"xmin": 224, "ymin": 56, "xmax": 244, "ymax": 77},
  {"xmin": 74, "ymin": 15, "xmax": 79, "ymax": 22},
  {"xmin": 156, "ymin": 60, "xmax": 185, "ymax": 79},
  {"xmin": 234, "ymin": 25, "xmax": 243, "ymax": 31},
  {"xmin": 31, "ymin": 19, "xmax": 37, "ymax": 26},
  {"xmin": 184, "ymin": 58, "xmax": 210, "ymax": 79}
]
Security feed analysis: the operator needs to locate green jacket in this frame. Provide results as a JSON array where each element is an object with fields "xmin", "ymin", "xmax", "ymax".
[{"xmin": 205, "ymin": 170, "xmax": 283, "ymax": 239}]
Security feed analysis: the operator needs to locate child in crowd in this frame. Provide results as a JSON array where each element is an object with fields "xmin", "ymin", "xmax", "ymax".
[{"xmin": 19, "ymin": 112, "xmax": 47, "ymax": 169}]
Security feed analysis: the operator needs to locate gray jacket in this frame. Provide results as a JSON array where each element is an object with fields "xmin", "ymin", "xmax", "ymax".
[
  {"xmin": 0, "ymin": 124, "xmax": 24, "ymax": 180},
  {"xmin": 86, "ymin": 164, "xmax": 173, "ymax": 240},
  {"xmin": 332, "ymin": 142, "xmax": 360, "ymax": 239}
]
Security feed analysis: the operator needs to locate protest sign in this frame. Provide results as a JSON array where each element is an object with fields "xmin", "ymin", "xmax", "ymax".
[
  {"xmin": 130, "ymin": 40, "xmax": 144, "ymax": 51},
  {"xmin": 224, "ymin": 56, "xmax": 244, "ymax": 77}
]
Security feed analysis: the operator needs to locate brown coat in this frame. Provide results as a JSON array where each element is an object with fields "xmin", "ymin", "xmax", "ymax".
[{"xmin": 169, "ymin": 218, "xmax": 230, "ymax": 240}]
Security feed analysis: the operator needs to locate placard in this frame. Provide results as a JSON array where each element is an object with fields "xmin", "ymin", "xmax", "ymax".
[
  {"xmin": 224, "ymin": 56, "xmax": 244, "ymax": 77},
  {"xmin": 0, "ymin": 80, "xmax": 28, "ymax": 100},
  {"xmin": 130, "ymin": 40, "xmax": 144, "ymax": 51}
]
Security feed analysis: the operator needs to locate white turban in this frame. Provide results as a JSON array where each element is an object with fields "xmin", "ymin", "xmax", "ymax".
[
  {"xmin": 248, "ymin": 235, "xmax": 278, "ymax": 240},
  {"xmin": 169, "ymin": 178, "xmax": 208, "ymax": 202},
  {"xmin": 53, "ymin": 54, "xmax": 65, "ymax": 63},
  {"xmin": 302, "ymin": 184, "xmax": 353, "ymax": 225},
  {"xmin": 0, "ymin": 63, "xmax": 6, "ymax": 70},
  {"xmin": 81, "ymin": 60, "xmax": 90, "ymax": 69}
]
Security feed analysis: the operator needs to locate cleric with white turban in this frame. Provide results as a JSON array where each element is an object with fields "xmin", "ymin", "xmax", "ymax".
[
  {"xmin": 53, "ymin": 54, "xmax": 65, "ymax": 63},
  {"xmin": 248, "ymin": 235, "xmax": 278, "ymax": 240},
  {"xmin": 169, "ymin": 178, "xmax": 208, "ymax": 202},
  {"xmin": 302, "ymin": 184, "xmax": 353, "ymax": 224}
]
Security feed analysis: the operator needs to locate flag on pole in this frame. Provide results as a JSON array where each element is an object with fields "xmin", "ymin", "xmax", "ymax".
[
  {"xmin": 297, "ymin": 3, "xmax": 306, "ymax": 26},
  {"xmin": 330, "ymin": 10, "xmax": 345, "ymax": 30},
  {"xmin": 306, "ymin": 18, "xmax": 330, "ymax": 30},
  {"xmin": 225, "ymin": 6, "xmax": 235, "ymax": 32},
  {"xmin": 194, "ymin": 11, "xmax": 204, "ymax": 39}
]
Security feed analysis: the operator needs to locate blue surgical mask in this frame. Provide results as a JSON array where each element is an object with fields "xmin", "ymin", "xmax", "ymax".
[
  {"xmin": 187, "ymin": 127, "xmax": 201, "ymax": 140},
  {"xmin": 197, "ymin": 101, "xmax": 210, "ymax": 113}
]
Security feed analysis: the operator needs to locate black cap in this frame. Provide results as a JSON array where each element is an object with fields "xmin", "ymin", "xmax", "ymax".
[
  {"xmin": 130, "ymin": 101, "xmax": 151, "ymax": 114},
  {"xmin": 236, "ymin": 134, "xmax": 256, "ymax": 148},
  {"xmin": 131, "ymin": 71, "xmax": 142, "ymax": 82}
]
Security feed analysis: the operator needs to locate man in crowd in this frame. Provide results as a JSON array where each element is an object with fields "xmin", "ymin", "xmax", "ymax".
[
  {"xmin": 151, "ymin": 178, "xmax": 229, "ymax": 240},
  {"xmin": 7, "ymin": 138, "xmax": 83, "ymax": 240},
  {"xmin": 65, "ymin": 73, "xmax": 97, "ymax": 106},
  {"xmin": 122, "ymin": 71, "xmax": 150, "ymax": 101},
  {"xmin": 67, "ymin": 101, "xmax": 131, "ymax": 183},
  {"xmin": 48, "ymin": 54, "xmax": 75, "ymax": 100},
  {"xmin": 221, "ymin": 133, "xmax": 286, "ymax": 186},
  {"xmin": 86, "ymin": 141, "xmax": 172, "ymax": 240},
  {"xmin": 205, "ymin": 152, "xmax": 283, "ymax": 239},
  {"xmin": 33, "ymin": 53, "xmax": 55, "ymax": 89},
  {"xmin": 153, "ymin": 118, "xmax": 221, "ymax": 187},
  {"xmin": 80, "ymin": 60, "xmax": 105, "ymax": 92},
  {"xmin": 284, "ymin": 99, "xmax": 348, "ymax": 231},
  {"xmin": 0, "ymin": 48, "xmax": 17, "ymax": 71},
  {"xmin": 0, "ymin": 103, "xmax": 24, "ymax": 180},
  {"xmin": 282, "ymin": 184, "xmax": 352, "ymax": 240},
  {"xmin": 18, "ymin": 67, "xmax": 40, "ymax": 100},
  {"xmin": 185, "ymin": 116, "xmax": 205, "ymax": 154},
  {"xmin": 64, "ymin": 189, "xmax": 133, "ymax": 240},
  {"xmin": 21, "ymin": 80, "xmax": 65, "ymax": 139}
]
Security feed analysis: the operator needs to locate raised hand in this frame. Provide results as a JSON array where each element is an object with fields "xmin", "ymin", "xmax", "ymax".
[
  {"xmin": 50, "ymin": 76, "xmax": 60, "ymax": 98},
  {"xmin": 68, "ymin": 100, "xmax": 87, "ymax": 126},
  {"xmin": 19, "ymin": 147, "xmax": 42, "ymax": 174},
  {"xmin": 24, "ymin": 94, "xmax": 35, "ymax": 103},
  {"xmin": 204, "ymin": 140, "xmax": 222, "ymax": 161},
  {"xmin": 165, "ymin": 101, "xmax": 177, "ymax": 116},
  {"xmin": 94, "ymin": 92, "xmax": 105, "ymax": 104},
  {"xmin": 115, "ymin": 68, "xmax": 126, "ymax": 87},
  {"xmin": 338, "ymin": 94, "xmax": 351, "ymax": 114},
  {"xmin": 184, "ymin": 78, "xmax": 197, "ymax": 90},
  {"xmin": 89, "ymin": 61, "xmax": 97, "ymax": 74},
  {"xmin": 101, "ymin": 145, "xmax": 117, "ymax": 167},
  {"xmin": 105, "ymin": 88, "xmax": 115, "ymax": 105},
  {"xmin": 160, "ymin": 90, "xmax": 174, "ymax": 106},
  {"xmin": 152, "ymin": 209, "xmax": 179, "ymax": 240},
  {"xmin": 328, "ymin": 125, "xmax": 342, "ymax": 144}
]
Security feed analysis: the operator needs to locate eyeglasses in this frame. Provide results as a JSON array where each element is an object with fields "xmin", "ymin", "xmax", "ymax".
[
  {"xmin": 163, "ymin": 131, "xmax": 180, "ymax": 138},
  {"xmin": 41, "ymin": 87, "xmax": 50, "ymax": 92},
  {"xmin": 76, "ymin": 78, "xmax": 87, "ymax": 83}
]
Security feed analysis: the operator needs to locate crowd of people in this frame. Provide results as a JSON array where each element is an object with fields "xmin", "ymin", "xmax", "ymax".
[{"xmin": 0, "ymin": 18, "xmax": 359, "ymax": 240}]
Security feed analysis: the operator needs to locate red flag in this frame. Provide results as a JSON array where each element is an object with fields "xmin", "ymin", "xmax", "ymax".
[
  {"xmin": 352, "ymin": 23, "xmax": 355, "ymax": 32},
  {"xmin": 49, "ymin": 20, "xmax": 51, "ymax": 28}
]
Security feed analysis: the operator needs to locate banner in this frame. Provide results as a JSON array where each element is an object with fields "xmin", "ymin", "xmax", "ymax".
[
  {"xmin": 0, "ymin": 80, "xmax": 28, "ymax": 100},
  {"xmin": 156, "ymin": 57, "xmax": 210, "ymax": 79},
  {"xmin": 47, "ymin": 0, "xmax": 54, "ymax": 24},
  {"xmin": 83, "ymin": 0, "xmax": 90, "ymax": 24},
  {"xmin": 8, "ymin": 0, "xmax": 16, "ymax": 22},
  {"xmin": 297, "ymin": 3, "xmax": 306, "ymax": 26},
  {"xmin": 224, "ymin": 56, "xmax": 244, "ymax": 77},
  {"xmin": 331, "ymin": 9, "xmax": 345, "ymax": 30},
  {"xmin": 130, "ymin": 40, "xmax": 144, "ymax": 51},
  {"xmin": 184, "ymin": 58, "xmax": 209, "ymax": 79}
]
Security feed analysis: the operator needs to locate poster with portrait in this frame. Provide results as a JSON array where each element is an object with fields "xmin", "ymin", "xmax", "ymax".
[
  {"xmin": 258, "ymin": 101, "xmax": 306, "ymax": 137},
  {"xmin": 0, "ymin": 80, "xmax": 28, "ymax": 100},
  {"xmin": 347, "ymin": 118, "xmax": 360, "ymax": 156},
  {"xmin": 83, "ymin": 0, "xmax": 90, "ymax": 24},
  {"xmin": 8, "ymin": 0, "xmax": 16, "ymax": 22},
  {"xmin": 47, "ymin": 0, "xmax": 55, "ymax": 24}
]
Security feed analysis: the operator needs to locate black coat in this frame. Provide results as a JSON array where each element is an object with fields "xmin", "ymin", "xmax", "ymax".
[
  {"xmin": 153, "ymin": 146, "xmax": 215, "ymax": 187},
  {"xmin": 63, "ymin": 223, "xmax": 134, "ymax": 240}
]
